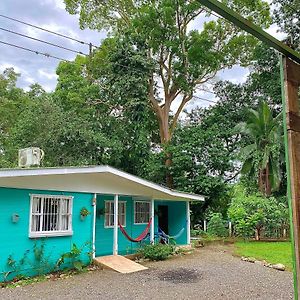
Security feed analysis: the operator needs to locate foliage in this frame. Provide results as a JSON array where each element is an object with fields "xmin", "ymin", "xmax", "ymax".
[
  {"xmin": 65, "ymin": 0, "xmax": 271, "ymax": 187},
  {"xmin": 235, "ymin": 101, "xmax": 283, "ymax": 195},
  {"xmin": 235, "ymin": 241, "xmax": 292, "ymax": 270},
  {"xmin": 191, "ymin": 229, "xmax": 206, "ymax": 237},
  {"xmin": 138, "ymin": 244, "xmax": 174, "ymax": 261},
  {"xmin": 228, "ymin": 185, "xmax": 289, "ymax": 239},
  {"xmin": 80, "ymin": 207, "xmax": 91, "ymax": 217},
  {"xmin": 3, "ymin": 240, "xmax": 52, "ymax": 281},
  {"xmin": 207, "ymin": 213, "xmax": 227, "ymax": 237},
  {"xmin": 56, "ymin": 242, "xmax": 91, "ymax": 271},
  {"xmin": 273, "ymin": 0, "xmax": 300, "ymax": 50}
]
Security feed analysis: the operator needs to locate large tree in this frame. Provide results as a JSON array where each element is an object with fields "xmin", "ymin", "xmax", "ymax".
[
  {"xmin": 64, "ymin": 0, "xmax": 271, "ymax": 187},
  {"xmin": 273, "ymin": 0, "xmax": 300, "ymax": 49}
]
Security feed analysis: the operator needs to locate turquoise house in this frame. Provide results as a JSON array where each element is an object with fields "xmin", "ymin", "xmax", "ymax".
[{"xmin": 0, "ymin": 166, "xmax": 204, "ymax": 280}]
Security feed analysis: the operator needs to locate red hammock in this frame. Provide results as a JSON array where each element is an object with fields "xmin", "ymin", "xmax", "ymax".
[{"xmin": 118, "ymin": 218, "xmax": 152, "ymax": 243}]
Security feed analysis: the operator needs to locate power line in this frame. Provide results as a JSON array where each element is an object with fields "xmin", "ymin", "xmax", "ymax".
[
  {"xmin": 0, "ymin": 39, "xmax": 218, "ymax": 104},
  {"xmin": 197, "ymin": 87, "xmax": 216, "ymax": 95},
  {"xmin": 0, "ymin": 27, "xmax": 88, "ymax": 55},
  {"xmin": 0, "ymin": 40, "xmax": 70, "ymax": 62},
  {"xmin": 0, "ymin": 13, "xmax": 98, "ymax": 48},
  {"xmin": 111, "ymin": 62, "xmax": 218, "ymax": 104},
  {"xmin": 193, "ymin": 94, "xmax": 217, "ymax": 104}
]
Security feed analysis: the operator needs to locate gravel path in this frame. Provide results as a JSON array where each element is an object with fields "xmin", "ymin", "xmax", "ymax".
[{"xmin": 0, "ymin": 245, "xmax": 293, "ymax": 300}]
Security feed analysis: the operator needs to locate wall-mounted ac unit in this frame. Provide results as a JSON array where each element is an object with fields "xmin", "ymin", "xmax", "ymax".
[{"xmin": 18, "ymin": 148, "xmax": 44, "ymax": 168}]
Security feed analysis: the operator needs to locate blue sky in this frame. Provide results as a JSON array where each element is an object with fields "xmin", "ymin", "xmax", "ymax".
[{"xmin": 0, "ymin": 0, "xmax": 285, "ymax": 108}]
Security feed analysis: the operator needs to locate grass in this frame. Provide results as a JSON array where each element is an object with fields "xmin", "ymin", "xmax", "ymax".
[{"xmin": 234, "ymin": 241, "xmax": 293, "ymax": 270}]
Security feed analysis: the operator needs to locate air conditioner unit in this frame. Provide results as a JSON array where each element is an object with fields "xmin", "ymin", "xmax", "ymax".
[{"xmin": 18, "ymin": 148, "xmax": 44, "ymax": 168}]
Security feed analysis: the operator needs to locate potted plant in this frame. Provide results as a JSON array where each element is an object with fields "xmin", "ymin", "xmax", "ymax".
[
  {"xmin": 96, "ymin": 207, "xmax": 106, "ymax": 218},
  {"xmin": 80, "ymin": 207, "xmax": 90, "ymax": 221}
]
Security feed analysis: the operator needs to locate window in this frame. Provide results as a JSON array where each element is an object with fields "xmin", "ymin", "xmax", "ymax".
[
  {"xmin": 104, "ymin": 201, "xmax": 126, "ymax": 228},
  {"xmin": 134, "ymin": 201, "xmax": 150, "ymax": 224},
  {"xmin": 29, "ymin": 194, "xmax": 73, "ymax": 238}
]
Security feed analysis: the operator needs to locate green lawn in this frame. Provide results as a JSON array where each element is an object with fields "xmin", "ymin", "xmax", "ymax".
[{"xmin": 234, "ymin": 241, "xmax": 293, "ymax": 270}]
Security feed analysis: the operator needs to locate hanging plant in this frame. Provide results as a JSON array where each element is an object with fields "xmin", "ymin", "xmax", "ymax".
[
  {"xmin": 96, "ymin": 207, "xmax": 106, "ymax": 218},
  {"xmin": 80, "ymin": 207, "xmax": 90, "ymax": 220}
]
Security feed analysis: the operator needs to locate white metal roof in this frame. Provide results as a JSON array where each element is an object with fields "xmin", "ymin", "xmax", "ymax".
[{"xmin": 0, "ymin": 165, "xmax": 204, "ymax": 202}]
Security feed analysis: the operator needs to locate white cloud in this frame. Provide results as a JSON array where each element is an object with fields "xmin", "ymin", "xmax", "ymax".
[{"xmin": 38, "ymin": 68, "xmax": 58, "ymax": 80}]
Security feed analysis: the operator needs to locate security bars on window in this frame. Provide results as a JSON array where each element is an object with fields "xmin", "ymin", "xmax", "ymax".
[
  {"xmin": 30, "ymin": 194, "xmax": 73, "ymax": 237},
  {"xmin": 134, "ymin": 201, "xmax": 150, "ymax": 224}
]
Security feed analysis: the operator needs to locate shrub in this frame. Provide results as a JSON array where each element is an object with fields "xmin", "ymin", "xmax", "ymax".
[
  {"xmin": 138, "ymin": 244, "xmax": 174, "ymax": 261},
  {"xmin": 207, "ymin": 213, "xmax": 227, "ymax": 237}
]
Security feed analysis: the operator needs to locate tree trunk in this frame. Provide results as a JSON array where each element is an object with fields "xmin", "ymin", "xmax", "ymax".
[
  {"xmin": 258, "ymin": 169, "xmax": 264, "ymax": 194},
  {"xmin": 255, "ymin": 227, "xmax": 261, "ymax": 241},
  {"xmin": 158, "ymin": 112, "xmax": 174, "ymax": 188},
  {"xmin": 265, "ymin": 162, "xmax": 271, "ymax": 196}
]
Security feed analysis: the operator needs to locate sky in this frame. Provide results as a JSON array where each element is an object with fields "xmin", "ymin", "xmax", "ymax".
[{"xmin": 0, "ymin": 0, "xmax": 286, "ymax": 109}]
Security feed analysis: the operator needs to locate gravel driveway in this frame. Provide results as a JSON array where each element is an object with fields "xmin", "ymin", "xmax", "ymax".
[{"xmin": 0, "ymin": 245, "xmax": 293, "ymax": 300}]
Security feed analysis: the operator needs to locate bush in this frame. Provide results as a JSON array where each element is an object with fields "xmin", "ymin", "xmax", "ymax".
[
  {"xmin": 191, "ymin": 229, "xmax": 207, "ymax": 237},
  {"xmin": 207, "ymin": 213, "xmax": 227, "ymax": 237},
  {"xmin": 138, "ymin": 244, "xmax": 174, "ymax": 261}
]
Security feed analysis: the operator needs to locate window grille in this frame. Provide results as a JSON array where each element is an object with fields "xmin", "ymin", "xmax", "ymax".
[
  {"xmin": 29, "ymin": 194, "xmax": 73, "ymax": 237},
  {"xmin": 134, "ymin": 201, "xmax": 150, "ymax": 224}
]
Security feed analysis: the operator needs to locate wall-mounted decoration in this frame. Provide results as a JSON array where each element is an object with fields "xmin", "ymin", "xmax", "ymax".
[
  {"xmin": 80, "ymin": 207, "xmax": 90, "ymax": 221},
  {"xmin": 12, "ymin": 213, "xmax": 20, "ymax": 223}
]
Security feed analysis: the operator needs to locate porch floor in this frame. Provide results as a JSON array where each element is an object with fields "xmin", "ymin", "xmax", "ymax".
[{"xmin": 94, "ymin": 255, "xmax": 148, "ymax": 273}]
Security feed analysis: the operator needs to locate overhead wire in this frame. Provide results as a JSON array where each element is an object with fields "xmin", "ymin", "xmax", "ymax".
[
  {"xmin": 0, "ymin": 13, "xmax": 98, "ymax": 48},
  {"xmin": 0, "ymin": 10, "xmax": 219, "ymax": 104},
  {"xmin": 0, "ymin": 40, "xmax": 71, "ymax": 62},
  {"xmin": 0, "ymin": 27, "xmax": 88, "ymax": 55}
]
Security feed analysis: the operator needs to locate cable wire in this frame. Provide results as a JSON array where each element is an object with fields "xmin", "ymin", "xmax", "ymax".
[
  {"xmin": 0, "ymin": 13, "xmax": 97, "ymax": 48},
  {"xmin": 0, "ymin": 27, "xmax": 88, "ymax": 55},
  {"xmin": 0, "ymin": 40, "xmax": 70, "ymax": 62}
]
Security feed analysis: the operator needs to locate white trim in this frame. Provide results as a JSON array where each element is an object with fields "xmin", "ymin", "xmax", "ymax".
[
  {"xmin": 0, "ymin": 166, "xmax": 204, "ymax": 202},
  {"xmin": 104, "ymin": 200, "xmax": 126, "ymax": 228},
  {"xmin": 29, "ymin": 231, "xmax": 73, "ymax": 238},
  {"xmin": 186, "ymin": 201, "xmax": 191, "ymax": 245},
  {"xmin": 133, "ymin": 200, "xmax": 151, "ymax": 225},
  {"xmin": 92, "ymin": 194, "xmax": 97, "ymax": 259},
  {"xmin": 29, "ymin": 194, "xmax": 73, "ymax": 238},
  {"xmin": 150, "ymin": 199, "xmax": 154, "ymax": 244},
  {"xmin": 113, "ymin": 194, "xmax": 118, "ymax": 256}
]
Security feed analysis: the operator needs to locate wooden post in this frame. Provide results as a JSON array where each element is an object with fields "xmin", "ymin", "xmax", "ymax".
[
  {"xmin": 281, "ymin": 56, "xmax": 300, "ymax": 299},
  {"xmin": 113, "ymin": 194, "xmax": 119, "ymax": 255},
  {"xmin": 150, "ymin": 198, "xmax": 155, "ymax": 244}
]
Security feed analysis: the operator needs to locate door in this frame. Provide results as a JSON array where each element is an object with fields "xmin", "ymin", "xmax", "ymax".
[{"xmin": 158, "ymin": 205, "xmax": 169, "ymax": 234}]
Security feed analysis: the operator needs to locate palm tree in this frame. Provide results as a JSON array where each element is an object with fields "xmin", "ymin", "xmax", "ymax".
[{"xmin": 236, "ymin": 101, "xmax": 282, "ymax": 196}]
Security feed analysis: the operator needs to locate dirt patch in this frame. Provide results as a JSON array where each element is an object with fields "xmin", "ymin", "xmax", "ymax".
[{"xmin": 158, "ymin": 267, "xmax": 201, "ymax": 284}]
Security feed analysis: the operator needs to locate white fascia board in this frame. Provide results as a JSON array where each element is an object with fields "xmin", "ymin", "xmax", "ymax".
[{"xmin": 0, "ymin": 165, "xmax": 205, "ymax": 202}]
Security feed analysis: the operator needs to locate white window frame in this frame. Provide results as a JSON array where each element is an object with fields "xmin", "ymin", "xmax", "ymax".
[
  {"xmin": 134, "ymin": 201, "xmax": 151, "ymax": 225},
  {"xmin": 29, "ymin": 194, "xmax": 73, "ymax": 238},
  {"xmin": 104, "ymin": 201, "xmax": 126, "ymax": 228}
]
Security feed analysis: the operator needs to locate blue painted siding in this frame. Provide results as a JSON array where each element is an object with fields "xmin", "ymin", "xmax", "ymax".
[
  {"xmin": 0, "ymin": 186, "xmax": 188, "ymax": 281},
  {"xmin": 155, "ymin": 201, "xmax": 188, "ymax": 245},
  {"xmin": 95, "ymin": 197, "xmax": 188, "ymax": 256},
  {"xmin": 95, "ymin": 195, "xmax": 152, "ymax": 256},
  {"xmin": 0, "ymin": 187, "xmax": 94, "ymax": 281}
]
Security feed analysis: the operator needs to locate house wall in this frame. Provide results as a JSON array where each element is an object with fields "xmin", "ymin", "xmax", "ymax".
[
  {"xmin": 0, "ymin": 187, "xmax": 93, "ymax": 281},
  {"xmin": 95, "ymin": 195, "xmax": 153, "ymax": 256},
  {"xmin": 95, "ymin": 196, "xmax": 188, "ymax": 256},
  {"xmin": 154, "ymin": 200, "xmax": 188, "ymax": 245}
]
